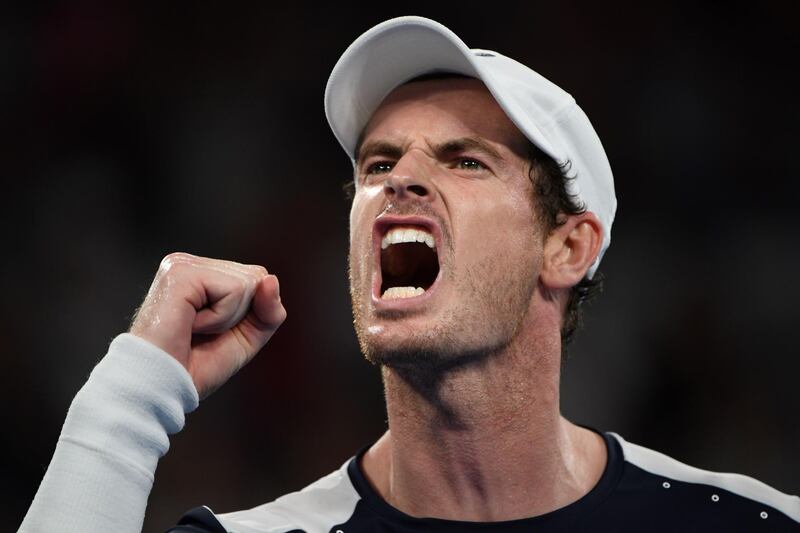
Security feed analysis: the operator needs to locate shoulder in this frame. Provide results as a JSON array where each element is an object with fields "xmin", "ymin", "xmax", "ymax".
[
  {"xmin": 604, "ymin": 432, "xmax": 800, "ymax": 530},
  {"xmin": 175, "ymin": 458, "xmax": 361, "ymax": 533}
]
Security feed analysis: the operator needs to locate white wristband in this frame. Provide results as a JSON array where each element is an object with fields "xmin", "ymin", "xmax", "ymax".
[{"xmin": 19, "ymin": 333, "xmax": 199, "ymax": 533}]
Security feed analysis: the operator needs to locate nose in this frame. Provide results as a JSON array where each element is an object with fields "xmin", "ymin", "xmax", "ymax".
[{"xmin": 383, "ymin": 151, "xmax": 435, "ymax": 202}]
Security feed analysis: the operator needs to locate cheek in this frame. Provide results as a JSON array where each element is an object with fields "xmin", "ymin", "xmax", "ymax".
[
  {"xmin": 453, "ymin": 185, "xmax": 539, "ymax": 265},
  {"xmin": 349, "ymin": 187, "xmax": 384, "ymax": 258},
  {"xmin": 497, "ymin": 176, "xmax": 539, "ymax": 244},
  {"xmin": 348, "ymin": 208, "xmax": 357, "ymax": 246},
  {"xmin": 506, "ymin": 198, "xmax": 540, "ymax": 250},
  {"xmin": 348, "ymin": 195, "xmax": 369, "ymax": 246}
]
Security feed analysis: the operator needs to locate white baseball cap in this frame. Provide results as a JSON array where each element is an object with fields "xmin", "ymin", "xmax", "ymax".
[{"xmin": 324, "ymin": 16, "xmax": 616, "ymax": 278}]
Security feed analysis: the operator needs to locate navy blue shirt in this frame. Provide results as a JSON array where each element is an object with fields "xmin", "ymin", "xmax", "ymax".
[{"xmin": 168, "ymin": 432, "xmax": 800, "ymax": 532}]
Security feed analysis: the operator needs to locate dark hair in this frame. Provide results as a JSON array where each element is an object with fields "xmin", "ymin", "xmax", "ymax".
[{"xmin": 525, "ymin": 143, "xmax": 603, "ymax": 354}]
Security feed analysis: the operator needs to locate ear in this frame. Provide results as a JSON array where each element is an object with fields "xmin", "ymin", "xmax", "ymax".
[{"xmin": 540, "ymin": 212, "xmax": 603, "ymax": 290}]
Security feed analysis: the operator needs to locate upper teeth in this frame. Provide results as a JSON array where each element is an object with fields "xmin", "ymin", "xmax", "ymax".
[{"xmin": 381, "ymin": 227, "xmax": 435, "ymax": 250}]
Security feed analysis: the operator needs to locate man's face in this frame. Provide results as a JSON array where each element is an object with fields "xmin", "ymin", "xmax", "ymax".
[{"xmin": 348, "ymin": 78, "xmax": 545, "ymax": 369}]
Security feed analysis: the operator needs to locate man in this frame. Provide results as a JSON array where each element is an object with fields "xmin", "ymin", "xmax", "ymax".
[{"xmin": 20, "ymin": 16, "xmax": 800, "ymax": 532}]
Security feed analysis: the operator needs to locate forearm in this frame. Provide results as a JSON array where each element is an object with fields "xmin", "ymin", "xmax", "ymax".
[{"xmin": 19, "ymin": 334, "xmax": 199, "ymax": 533}]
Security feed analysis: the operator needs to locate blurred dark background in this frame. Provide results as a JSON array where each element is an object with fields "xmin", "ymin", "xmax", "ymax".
[{"xmin": 4, "ymin": 1, "xmax": 798, "ymax": 530}]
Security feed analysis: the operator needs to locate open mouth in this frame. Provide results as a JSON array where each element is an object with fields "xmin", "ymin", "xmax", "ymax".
[{"xmin": 379, "ymin": 225, "xmax": 440, "ymax": 300}]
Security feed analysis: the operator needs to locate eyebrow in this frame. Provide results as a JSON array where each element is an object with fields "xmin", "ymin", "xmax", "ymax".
[
  {"xmin": 436, "ymin": 137, "xmax": 502, "ymax": 161},
  {"xmin": 356, "ymin": 140, "xmax": 404, "ymax": 163},
  {"xmin": 356, "ymin": 136, "xmax": 503, "ymax": 165}
]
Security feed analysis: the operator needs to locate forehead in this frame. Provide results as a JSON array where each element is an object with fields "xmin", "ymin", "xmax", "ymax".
[{"xmin": 358, "ymin": 77, "xmax": 529, "ymax": 157}]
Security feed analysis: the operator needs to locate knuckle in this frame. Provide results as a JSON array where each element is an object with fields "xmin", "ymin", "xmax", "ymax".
[
  {"xmin": 238, "ymin": 265, "xmax": 266, "ymax": 286},
  {"xmin": 239, "ymin": 263, "xmax": 268, "ymax": 280},
  {"xmin": 252, "ymin": 265, "xmax": 269, "ymax": 277},
  {"xmin": 160, "ymin": 252, "xmax": 193, "ymax": 270},
  {"xmin": 165, "ymin": 261, "xmax": 191, "ymax": 277},
  {"xmin": 156, "ymin": 252, "xmax": 199, "ymax": 284}
]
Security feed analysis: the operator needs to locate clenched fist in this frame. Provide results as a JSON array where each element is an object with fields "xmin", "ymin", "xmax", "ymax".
[{"xmin": 129, "ymin": 252, "xmax": 287, "ymax": 399}]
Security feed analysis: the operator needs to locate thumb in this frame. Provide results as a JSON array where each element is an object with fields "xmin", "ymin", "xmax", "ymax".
[{"xmin": 236, "ymin": 274, "xmax": 287, "ymax": 350}]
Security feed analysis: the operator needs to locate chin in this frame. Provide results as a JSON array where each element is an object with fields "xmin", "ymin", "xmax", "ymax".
[
  {"xmin": 355, "ymin": 320, "xmax": 425, "ymax": 365},
  {"xmin": 356, "ymin": 317, "xmax": 510, "ymax": 373}
]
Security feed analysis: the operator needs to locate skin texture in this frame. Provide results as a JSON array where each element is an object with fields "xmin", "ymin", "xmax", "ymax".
[
  {"xmin": 349, "ymin": 80, "xmax": 541, "ymax": 374},
  {"xmin": 349, "ymin": 78, "xmax": 607, "ymax": 520},
  {"xmin": 349, "ymin": 89, "xmax": 538, "ymax": 373}
]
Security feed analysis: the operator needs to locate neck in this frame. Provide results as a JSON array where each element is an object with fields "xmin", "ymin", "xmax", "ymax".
[{"xmin": 360, "ymin": 298, "xmax": 607, "ymax": 521}]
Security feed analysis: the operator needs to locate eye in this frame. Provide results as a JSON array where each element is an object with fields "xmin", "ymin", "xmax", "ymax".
[
  {"xmin": 365, "ymin": 161, "xmax": 395, "ymax": 175},
  {"xmin": 456, "ymin": 158, "xmax": 486, "ymax": 171}
]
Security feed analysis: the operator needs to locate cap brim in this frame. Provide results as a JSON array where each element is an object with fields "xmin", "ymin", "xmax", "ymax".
[{"xmin": 325, "ymin": 17, "xmax": 481, "ymax": 159}]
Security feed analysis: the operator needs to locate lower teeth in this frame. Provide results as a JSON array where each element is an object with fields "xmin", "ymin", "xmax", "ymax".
[{"xmin": 382, "ymin": 286, "xmax": 425, "ymax": 299}]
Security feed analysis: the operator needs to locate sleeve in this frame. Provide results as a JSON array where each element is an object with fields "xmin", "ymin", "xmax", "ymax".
[{"xmin": 18, "ymin": 333, "xmax": 200, "ymax": 533}]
